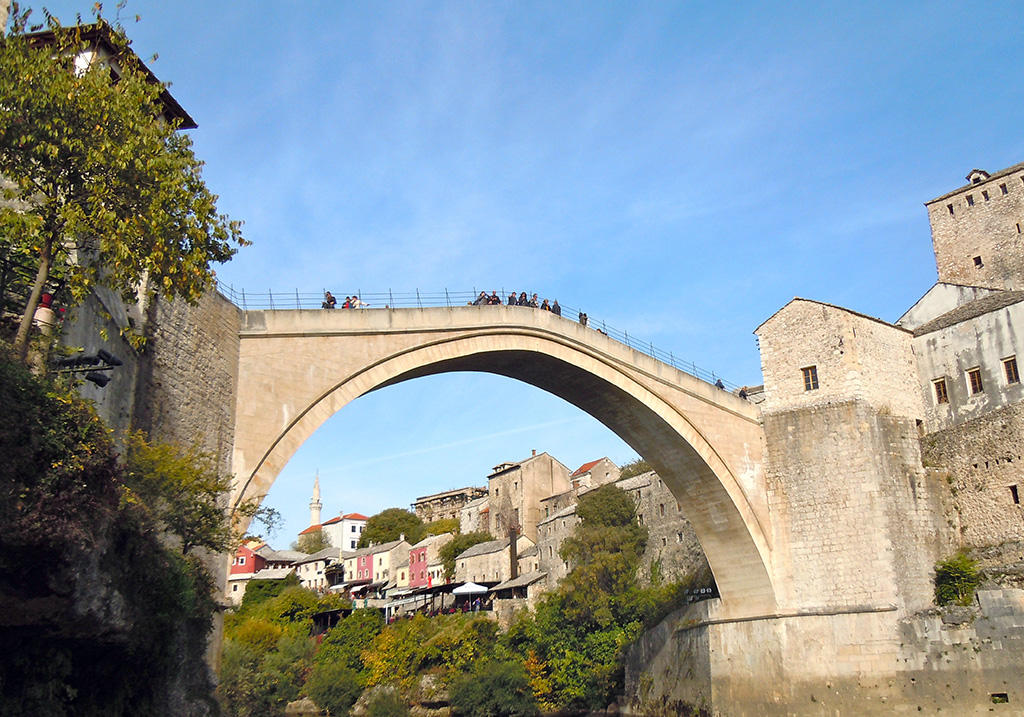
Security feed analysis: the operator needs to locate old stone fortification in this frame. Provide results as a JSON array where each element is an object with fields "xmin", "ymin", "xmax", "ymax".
[{"xmin": 922, "ymin": 401, "xmax": 1024, "ymax": 583}]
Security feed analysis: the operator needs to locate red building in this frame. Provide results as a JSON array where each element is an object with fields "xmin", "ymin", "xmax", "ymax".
[
  {"xmin": 230, "ymin": 542, "xmax": 268, "ymax": 576},
  {"xmin": 409, "ymin": 544, "xmax": 430, "ymax": 588}
]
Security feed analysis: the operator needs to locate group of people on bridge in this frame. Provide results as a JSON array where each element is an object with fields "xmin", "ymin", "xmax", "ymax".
[
  {"xmin": 472, "ymin": 291, "xmax": 562, "ymax": 315},
  {"xmin": 321, "ymin": 292, "xmax": 366, "ymax": 309}
]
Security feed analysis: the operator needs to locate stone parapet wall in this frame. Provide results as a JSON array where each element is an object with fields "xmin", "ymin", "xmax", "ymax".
[{"xmin": 921, "ymin": 401, "xmax": 1024, "ymax": 551}]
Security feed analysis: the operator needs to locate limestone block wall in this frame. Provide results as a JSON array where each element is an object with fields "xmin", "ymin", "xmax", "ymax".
[
  {"xmin": 132, "ymin": 290, "xmax": 242, "ymax": 476},
  {"xmin": 757, "ymin": 299, "xmax": 923, "ymax": 421},
  {"xmin": 920, "ymin": 402, "xmax": 1024, "ymax": 552},
  {"xmin": 926, "ymin": 163, "xmax": 1024, "ymax": 291},
  {"xmin": 624, "ymin": 589, "xmax": 1024, "ymax": 716},
  {"xmin": 762, "ymin": 400, "xmax": 949, "ymax": 614},
  {"xmin": 630, "ymin": 471, "xmax": 710, "ymax": 585}
]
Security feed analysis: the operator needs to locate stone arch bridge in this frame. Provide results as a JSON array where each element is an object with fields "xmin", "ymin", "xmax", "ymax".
[{"xmin": 231, "ymin": 304, "xmax": 776, "ymax": 617}]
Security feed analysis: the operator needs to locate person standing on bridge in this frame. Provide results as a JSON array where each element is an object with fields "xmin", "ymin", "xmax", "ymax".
[
  {"xmin": 578, "ymin": 311, "xmax": 587, "ymax": 327},
  {"xmin": 552, "ymin": 300, "xmax": 561, "ymax": 316},
  {"xmin": 507, "ymin": 292, "xmax": 517, "ymax": 306},
  {"xmin": 322, "ymin": 291, "xmax": 336, "ymax": 309}
]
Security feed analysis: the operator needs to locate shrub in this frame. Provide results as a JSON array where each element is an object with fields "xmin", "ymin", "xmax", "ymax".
[
  {"xmin": 935, "ymin": 552, "xmax": 981, "ymax": 606},
  {"xmin": 450, "ymin": 661, "xmax": 539, "ymax": 717},
  {"xmin": 303, "ymin": 661, "xmax": 363, "ymax": 716},
  {"xmin": 365, "ymin": 687, "xmax": 411, "ymax": 717}
]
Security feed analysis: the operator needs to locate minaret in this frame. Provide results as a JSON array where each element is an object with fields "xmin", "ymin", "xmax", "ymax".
[{"xmin": 309, "ymin": 472, "xmax": 322, "ymax": 527}]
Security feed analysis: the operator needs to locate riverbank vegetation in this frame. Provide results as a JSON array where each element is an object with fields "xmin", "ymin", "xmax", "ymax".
[
  {"xmin": 0, "ymin": 353, "xmax": 246, "ymax": 715},
  {"xmin": 220, "ymin": 483, "xmax": 702, "ymax": 716}
]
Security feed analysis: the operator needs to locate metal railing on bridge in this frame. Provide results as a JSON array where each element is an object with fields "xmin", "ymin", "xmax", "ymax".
[{"xmin": 216, "ymin": 283, "xmax": 742, "ymax": 391}]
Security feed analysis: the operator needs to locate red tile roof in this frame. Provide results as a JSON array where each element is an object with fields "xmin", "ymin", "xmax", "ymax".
[
  {"xmin": 571, "ymin": 459, "xmax": 603, "ymax": 477},
  {"xmin": 343, "ymin": 513, "xmax": 369, "ymax": 520},
  {"xmin": 321, "ymin": 516, "xmax": 342, "ymax": 525},
  {"xmin": 298, "ymin": 524, "xmax": 322, "ymax": 535}
]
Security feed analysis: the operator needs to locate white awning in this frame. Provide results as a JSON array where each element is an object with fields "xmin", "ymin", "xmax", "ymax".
[{"xmin": 452, "ymin": 581, "xmax": 488, "ymax": 595}]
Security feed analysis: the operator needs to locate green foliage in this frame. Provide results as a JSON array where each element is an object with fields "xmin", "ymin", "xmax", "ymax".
[
  {"xmin": 122, "ymin": 431, "xmax": 237, "ymax": 554},
  {"xmin": 618, "ymin": 457, "xmax": 652, "ymax": 480},
  {"xmin": 365, "ymin": 687, "xmax": 411, "ymax": 717},
  {"xmin": 239, "ymin": 572, "xmax": 300, "ymax": 612},
  {"xmin": 0, "ymin": 354, "xmax": 220, "ymax": 715},
  {"xmin": 935, "ymin": 552, "xmax": 981, "ymax": 606},
  {"xmin": 219, "ymin": 631, "xmax": 314, "ymax": 717},
  {"xmin": 358, "ymin": 507, "xmax": 424, "ymax": 548},
  {"xmin": 558, "ymin": 484, "xmax": 647, "ymax": 627},
  {"xmin": 303, "ymin": 661, "xmax": 363, "ymax": 716},
  {"xmin": 293, "ymin": 528, "xmax": 331, "ymax": 554},
  {"xmin": 425, "ymin": 517, "xmax": 460, "ymax": 536},
  {"xmin": 440, "ymin": 531, "xmax": 495, "ymax": 580},
  {"xmin": 0, "ymin": 11, "xmax": 246, "ymax": 358},
  {"xmin": 449, "ymin": 661, "xmax": 540, "ymax": 717},
  {"xmin": 363, "ymin": 614, "xmax": 435, "ymax": 688},
  {"xmin": 315, "ymin": 609, "xmax": 385, "ymax": 682}
]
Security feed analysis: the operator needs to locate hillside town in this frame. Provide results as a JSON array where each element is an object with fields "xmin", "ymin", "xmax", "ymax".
[{"xmin": 227, "ymin": 451, "xmax": 718, "ymax": 624}]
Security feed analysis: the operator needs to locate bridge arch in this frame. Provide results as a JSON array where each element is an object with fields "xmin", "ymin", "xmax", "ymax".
[{"xmin": 231, "ymin": 308, "xmax": 776, "ymax": 614}]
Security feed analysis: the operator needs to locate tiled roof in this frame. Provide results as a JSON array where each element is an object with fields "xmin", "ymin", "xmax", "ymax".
[
  {"xmin": 614, "ymin": 473, "xmax": 653, "ymax": 492},
  {"xmin": 296, "ymin": 547, "xmax": 344, "ymax": 564},
  {"xmin": 457, "ymin": 539, "xmax": 507, "ymax": 559},
  {"xmin": 493, "ymin": 570, "xmax": 547, "ymax": 591},
  {"xmin": 571, "ymin": 458, "xmax": 604, "ymax": 477},
  {"xmin": 321, "ymin": 516, "xmax": 342, "ymax": 525},
  {"xmin": 343, "ymin": 513, "xmax": 369, "ymax": 520},
  {"xmin": 298, "ymin": 524, "xmax": 322, "ymax": 535},
  {"xmin": 250, "ymin": 567, "xmax": 294, "ymax": 580},
  {"xmin": 913, "ymin": 291, "xmax": 1024, "ymax": 336}
]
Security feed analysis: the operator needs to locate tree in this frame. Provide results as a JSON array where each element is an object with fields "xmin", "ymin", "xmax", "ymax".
[
  {"xmin": 293, "ymin": 529, "xmax": 331, "ymax": 554},
  {"xmin": 122, "ymin": 430, "xmax": 275, "ymax": 555},
  {"xmin": 0, "ymin": 12, "xmax": 246, "ymax": 360},
  {"xmin": 425, "ymin": 517, "xmax": 460, "ymax": 536},
  {"xmin": 358, "ymin": 507, "xmax": 424, "ymax": 548},
  {"xmin": 449, "ymin": 661, "xmax": 539, "ymax": 717},
  {"xmin": 439, "ymin": 531, "xmax": 495, "ymax": 580},
  {"xmin": 618, "ymin": 457, "xmax": 651, "ymax": 480}
]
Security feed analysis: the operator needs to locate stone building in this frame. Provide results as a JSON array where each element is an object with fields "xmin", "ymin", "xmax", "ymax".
[
  {"xmin": 412, "ymin": 486, "xmax": 488, "ymax": 524},
  {"xmin": 486, "ymin": 451, "xmax": 571, "ymax": 542},
  {"xmin": 536, "ymin": 471, "xmax": 709, "ymax": 591},
  {"xmin": 925, "ymin": 164, "xmax": 1024, "ymax": 290},
  {"xmin": 453, "ymin": 535, "xmax": 535, "ymax": 585},
  {"xmin": 458, "ymin": 496, "xmax": 489, "ymax": 535}
]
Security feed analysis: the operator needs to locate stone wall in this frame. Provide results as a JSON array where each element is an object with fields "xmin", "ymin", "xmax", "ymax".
[
  {"xmin": 132, "ymin": 290, "xmax": 242, "ymax": 476},
  {"xmin": 624, "ymin": 589, "xmax": 1024, "ymax": 716},
  {"xmin": 756, "ymin": 299, "xmax": 923, "ymax": 421},
  {"xmin": 921, "ymin": 401, "xmax": 1024, "ymax": 553},
  {"xmin": 762, "ymin": 400, "xmax": 950, "ymax": 614},
  {"xmin": 926, "ymin": 163, "xmax": 1024, "ymax": 291}
]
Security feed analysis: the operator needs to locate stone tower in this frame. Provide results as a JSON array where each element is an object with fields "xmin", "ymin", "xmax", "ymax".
[
  {"xmin": 924, "ymin": 163, "xmax": 1024, "ymax": 289},
  {"xmin": 309, "ymin": 472, "xmax": 322, "ymax": 527}
]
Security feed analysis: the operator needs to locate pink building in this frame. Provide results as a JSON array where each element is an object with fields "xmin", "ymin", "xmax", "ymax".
[{"xmin": 230, "ymin": 542, "xmax": 267, "ymax": 576}]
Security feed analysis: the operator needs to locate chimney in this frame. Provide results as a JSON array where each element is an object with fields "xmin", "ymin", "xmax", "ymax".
[
  {"xmin": 532, "ymin": 449, "xmax": 536, "ymax": 456},
  {"xmin": 508, "ymin": 523, "xmax": 519, "ymax": 581}
]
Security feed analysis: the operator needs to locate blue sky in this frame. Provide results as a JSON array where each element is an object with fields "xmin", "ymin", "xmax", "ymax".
[{"xmin": 33, "ymin": 1, "xmax": 1024, "ymax": 546}]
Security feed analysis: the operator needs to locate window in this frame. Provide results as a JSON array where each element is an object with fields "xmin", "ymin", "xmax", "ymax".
[
  {"xmin": 676, "ymin": 532, "xmax": 683, "ymax": 543},
  {"xmin": 658, "ymin": 503, "xmax": 665, "ymax": 517},
  {"xmin": 801, "ymin": 365, "xmax": 819, "ymax": 391},
  {"xmin": 1012, "ymin": 485, "xmax": 1020, "ymax": 505},
  {"xmin": 967, "ymin": 367, "xmax": 984, "ymax": 394},
  {"xmin": 661, "ymin": 537, "xmax": 667, "ymax": 547},
  {"xmin": 974, "ymin": 256, "xmax": 984, "ymax": 267},
  {"xmin": 350, "ymin": 540, "xmax": 356, "ymax": 549},
  {"xmin": 494, "ymin": 488, "xmax": 499, "ymax": 497},
  {"xmin": 1004, "ymin": 356, "xmax": 1020, "ymax": 384},
  {"xmin": 351, "ymin": 525, "xmax": 357, "ymax": 532},
  {"xmin": 238, "ymin": 556, "xmax": 245, "ymax": 565},
  {"xmin": 232, "ymin": 584, "xmax": 238, "ymax": 592},
  {"xmin": 966, "ymin": 194, "xmax": 975, "ymax": 206},
  {"xmin": 1001, "ymin": 183, "xmax": 1009, "ymax": 195},
  {"xmin": 947, "ymin": 203, "xmax": 954, "ymax": 216},
  {"xmin": 932, "ymin": 378, "xmax": 948, "ymax": 404},
  {"xmin": 983, "ymin": 190, "xmax": 990, "ymax": 201}
]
